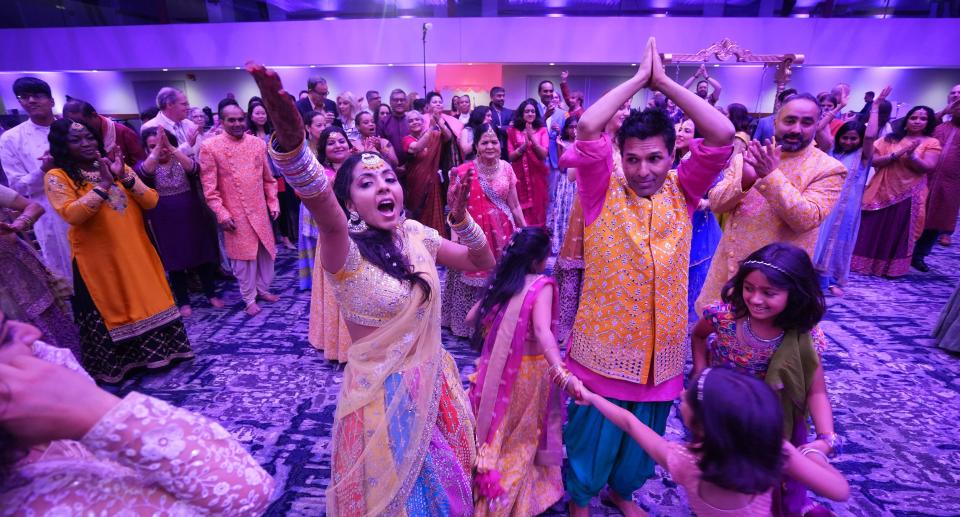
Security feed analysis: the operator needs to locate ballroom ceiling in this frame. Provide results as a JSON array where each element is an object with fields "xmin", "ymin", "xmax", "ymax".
[{"xmin": 0, "ymin": 0, "xmax": 955, "ymax": 28}]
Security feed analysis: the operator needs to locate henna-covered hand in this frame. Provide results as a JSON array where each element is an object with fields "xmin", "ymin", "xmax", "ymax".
[{"xmin": 246, "ymin": 62, "xmax": 304, "ymax": 152}]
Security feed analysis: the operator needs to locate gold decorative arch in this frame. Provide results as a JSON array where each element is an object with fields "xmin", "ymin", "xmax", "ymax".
[{"xmin": 663, "ymin": 38, "xmax": 804, "ymax": 112}]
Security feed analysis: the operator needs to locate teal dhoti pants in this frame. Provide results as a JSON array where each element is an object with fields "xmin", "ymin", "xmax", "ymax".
[{"xmin": 563, "ymin": 397, "xmax": 672, "ymax": 507}]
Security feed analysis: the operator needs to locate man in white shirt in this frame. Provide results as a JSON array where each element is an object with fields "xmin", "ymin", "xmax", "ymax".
[
  {"xmin": 0, "ymin": 77, "xmax": 72, "ymax": 284},
  {"xmin": 140, "ymin": 87, "xmax": 200, "ymax": 158}
]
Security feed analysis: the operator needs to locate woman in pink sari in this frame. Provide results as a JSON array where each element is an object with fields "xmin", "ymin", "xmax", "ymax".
[
  {"xmin": 443, "ymin": 124, "xmax": 527, "ymax": 337},
  {"xmin": 507, "ymin": 99, "xmax": 550, "ymax": 227},
  {"xmin": 466, "ymin": 227, "xmax": 582, "ymax": 516}
]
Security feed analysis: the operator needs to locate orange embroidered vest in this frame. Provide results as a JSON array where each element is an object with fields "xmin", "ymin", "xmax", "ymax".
[{"xmin": 569, "ymin": 169, "xmax": 691, "ymax": 385}]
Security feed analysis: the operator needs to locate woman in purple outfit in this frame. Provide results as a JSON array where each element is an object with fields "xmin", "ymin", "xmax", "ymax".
[{"xmin": 136, "ymin": 127, "xmax": 222, "ymax": 317}]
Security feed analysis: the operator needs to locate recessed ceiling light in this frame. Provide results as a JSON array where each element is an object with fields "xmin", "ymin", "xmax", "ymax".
[
  {"xmin": 398, "ymin": 15, "xmax": 414, "ymax": 19},
  {"xmin": 309, "ymin": 64, "xmax": 317, "ymax": 68},
  {"xmin": 388, "ymin": 63, "xmax": 394, "ymax": 67},
  {"xmin": 549, "ymin": 62, "xmax": 555, "ymax": 66},
  {"xmin": 547, "ymin": 13, "xmax": 564, "ymax": 18},
  {"xmin": 162, "ymin": 68, "xmax": 169, "ymax": 72}
]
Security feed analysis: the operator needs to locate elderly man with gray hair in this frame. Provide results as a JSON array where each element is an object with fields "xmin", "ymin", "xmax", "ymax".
[{"xmin": 141, "ymin": 86, "xmax": 200, "ymax": 157}]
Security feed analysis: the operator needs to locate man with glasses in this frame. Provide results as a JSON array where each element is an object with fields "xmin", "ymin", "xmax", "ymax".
[
  {"xmin": 296, "ymin": 76, "xmax": 338, "ymax": 125},
  {"xmin": 0, "ymin": 77, "xmax": 73, "ymax": 284},
  {"xmin": 141, "ymin": 87, "xmax": 200, "ymax": 158},
  {"xmin": 377, "ymin": 89, "xmax": 411, "ymax": 166}
]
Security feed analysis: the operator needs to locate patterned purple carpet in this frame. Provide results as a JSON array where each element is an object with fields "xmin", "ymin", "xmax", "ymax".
[{"xmin": 106, "ymin": 236, "xmax": 960, "ymax": 516}]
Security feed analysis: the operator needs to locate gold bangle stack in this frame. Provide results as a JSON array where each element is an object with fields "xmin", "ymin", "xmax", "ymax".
[
  {"xmin": 268, "ymin": 135, "xmax": 328, "ymax": 199},
  {"xmin": 448, "ymin": 212, "xmax": 487, "ymax": 251},
  {"xmin": 548, "ymin": 363, "xmax": 574, "ymax": 391}
]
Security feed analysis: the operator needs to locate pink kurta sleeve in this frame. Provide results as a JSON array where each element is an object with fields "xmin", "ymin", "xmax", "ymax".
[
  {"xmin": 77, "ymin": 392, "xmax": 275, "ymax": 515},
  {"xmin": 567, "ymin": 134, "xmax": 614, "ymax": 226},
  {"xmin": 199, "ymin": 140, "xmax": 231, "ymax": 224},
  {"xmin": 260, "ymin": 143, "xmax": 279, "ymax": 213},
  {"xmin": 677, "ymin": 138, "xmax": 733, "ymax": 217}
]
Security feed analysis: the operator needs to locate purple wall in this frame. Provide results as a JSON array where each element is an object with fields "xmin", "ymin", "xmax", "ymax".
[
  {"xmin": 1, "ymin": 17, "xmax": 958, "ymax": 71},
  {"xmin": 0, "ymin": 17, "xmax": 957, "ymax": 116}
]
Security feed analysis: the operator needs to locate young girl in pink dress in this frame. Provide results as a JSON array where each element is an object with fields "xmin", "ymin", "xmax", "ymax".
[
  {"xmin": 466, "ymin": 227, "xmax": 579, "ymax": 516},
  {"xmin": 578, "ymin": 367, "xmax": 849, "ymax": 517},
  {"xmin": 691, "ymin": 242, "xmax": 841, "ymax": 516}
]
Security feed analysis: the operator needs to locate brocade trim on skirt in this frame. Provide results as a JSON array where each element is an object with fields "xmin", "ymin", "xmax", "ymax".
[
  {"xmin": 73, "ymin": 262, "xmax": 192, "ymax": 383},
  {"xmin": 108, "ymin": 306, "xmax": 181, "ymax": 342}
]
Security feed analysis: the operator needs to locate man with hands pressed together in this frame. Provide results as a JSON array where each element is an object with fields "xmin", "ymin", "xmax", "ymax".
[
  {"xmin": 695, "ymin": 92, "xmax": 845, "ymax": 314},
  {"xmin": 200, "ymin": 100, "xmax": 280, "ymax": 316},
  {"xmin": 560, "ymin": 37, "xmax": 734, "ymax": 517},
  {"xmin": 141, "ymin": 87, "xmax": 201, "ymax": 159}
]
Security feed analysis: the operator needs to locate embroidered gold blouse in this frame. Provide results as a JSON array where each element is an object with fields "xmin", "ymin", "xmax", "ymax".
[{"xmin": 327, "ymin": 219, "xmax": 441, "ymax": 328}]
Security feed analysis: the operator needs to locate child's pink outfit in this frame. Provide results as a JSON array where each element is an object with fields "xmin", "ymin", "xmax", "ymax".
[{"xmin": 665, "ymin": 443, "xmax": 773, "ymax": 516}]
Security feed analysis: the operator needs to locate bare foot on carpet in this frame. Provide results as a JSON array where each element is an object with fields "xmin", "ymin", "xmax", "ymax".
[
  {"xmin": 245, "ymin": 303, "xmax": 262, "ymax": 316},
  {"xmin": 258, "ymin": 292, "xmax": 279, "ymax": 303},
  {"xmin": 208, "ymin": 297, "xmax": 225, "ymax": 308},
  {"xmin": 610, "ymin": 489, "xmax": 647, "ymax": 517},
  {"xmin": 178, "ymin": 305, "xmax": 192, "ymax": 317}
]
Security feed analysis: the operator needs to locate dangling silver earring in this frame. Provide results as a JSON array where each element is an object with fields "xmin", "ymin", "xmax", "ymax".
[{"xmin": 348, "ymin": 210, "xmax": 368, "ymax": 233}]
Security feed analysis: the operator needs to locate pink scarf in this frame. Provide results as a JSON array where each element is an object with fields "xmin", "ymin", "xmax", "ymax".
[{"xmin": 470, "ymin": 275, "xmax": 564, "ymax": 497}]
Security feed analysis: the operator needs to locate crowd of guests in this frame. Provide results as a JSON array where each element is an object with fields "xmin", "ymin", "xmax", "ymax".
[{"xmin": 1, "ymin": 34, "xmax": 959, "ymax": 514}]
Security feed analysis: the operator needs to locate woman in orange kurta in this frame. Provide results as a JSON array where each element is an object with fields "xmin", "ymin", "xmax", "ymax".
[
  {"xmin": 852, "ymin": 106, "xmax": 942, "ymax": 277},
  {"xmin": 44, "ymin": 119, "xmax": 192, "ymax": 383},
  {"xmin": 507, "ymin": 99, "xmax": 550, "ymax": 227}
]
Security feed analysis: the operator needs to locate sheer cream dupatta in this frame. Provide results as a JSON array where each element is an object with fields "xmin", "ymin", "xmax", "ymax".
[{"xmin": 327, "ymin": 225, "xmax": 469, "ymax": 516}]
